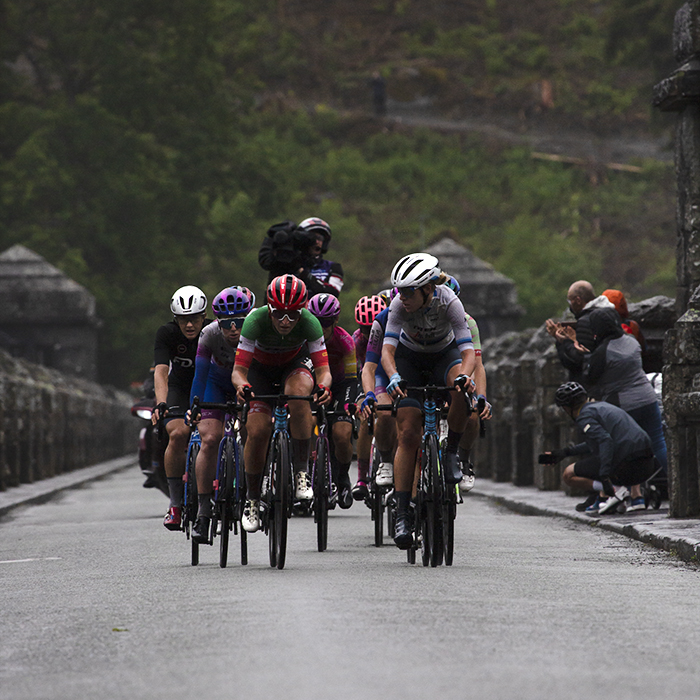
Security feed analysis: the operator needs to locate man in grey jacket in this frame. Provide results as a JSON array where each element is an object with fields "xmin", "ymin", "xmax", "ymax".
[{"xmin": 541, "ymin": 382, "xmax": 656, "ymax": 515}]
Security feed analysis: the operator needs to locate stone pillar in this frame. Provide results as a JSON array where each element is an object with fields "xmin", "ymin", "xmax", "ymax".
[{"xmin": 654, "ymin": 1, "xmax": 700, "ymax": 516}]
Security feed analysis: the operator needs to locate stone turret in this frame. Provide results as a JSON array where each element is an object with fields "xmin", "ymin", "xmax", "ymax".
[
  {"xmin": 423, "ymin": 237, "xmax": 524, "ymax": 340},
  {"xmin": 0, "ymin": 245, "xmax": 100, "ymax": 381}
]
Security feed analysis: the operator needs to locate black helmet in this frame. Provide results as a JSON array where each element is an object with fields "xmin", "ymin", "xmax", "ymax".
[{"xmin": 555, "ymin": 382, "xmax": 587, "ymax": 408}]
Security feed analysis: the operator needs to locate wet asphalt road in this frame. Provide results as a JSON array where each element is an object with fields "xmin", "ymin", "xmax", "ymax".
[{"xmin": 1, "ymin": 465, "xmax": 699, "ymax": 700}]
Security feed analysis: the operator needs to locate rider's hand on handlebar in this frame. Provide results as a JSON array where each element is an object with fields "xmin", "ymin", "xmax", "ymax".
[
  {"xmin": 477, "ymin": 394, "xmax": 493, "ymax": 420},
  {"xmin": 316, "ymin": 384, "xmax": 332, "ymax": 406},
  {"xmin": 359, "ymin": 391, "xmax": 376, "ymax": 420},
  {"xmin": 152, "ymin": 402, "xmax": 168, "ymax": 425},
  {"xmin": 236, "ymin": 383, "xmax": 253, "ymax": 403},
  {"xmin": 454, "ymin": 374, "xmax": 476, "ymax": 394},
  {"xmin": 387, "ymin": 373, "xmax": 405, "ymax": 398}
]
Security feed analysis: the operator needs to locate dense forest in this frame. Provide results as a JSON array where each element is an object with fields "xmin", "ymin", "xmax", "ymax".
[{"xmin": 0, "ymin": 0, "xmax": 681, "ymax": 387}]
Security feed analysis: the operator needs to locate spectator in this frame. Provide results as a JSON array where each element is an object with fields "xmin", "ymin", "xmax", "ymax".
[
  {"xmin": 541, "ymin": 382, "xmax": 657, "ymax": 515},
  {"xmin": 545, "ymin": 280, "xmax": 617, "ymax": 385},
  {"xmin": 258, "ymin": 217, "xmax": 344, "ymax": 297},
  {"xmin": 601, "ymin": 288, "xmax": 647, "ymax": 351},
  {"xmin": 583, "ymin": 308, "xmax": 667, "ymax": 475}
]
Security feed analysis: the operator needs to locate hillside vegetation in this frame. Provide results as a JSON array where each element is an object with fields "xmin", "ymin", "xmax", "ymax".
[{"xmin": 0, "ymin": 0, "xmax": 680, "ymax": 386}]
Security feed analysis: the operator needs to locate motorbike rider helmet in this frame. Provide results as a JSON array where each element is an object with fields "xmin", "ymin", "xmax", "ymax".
[
  {"xmin": 212, "ymin": 287, "xmax": 253, "ymax": 317},
  {"xmin": 298, "ymin": 217, "xmax": 332, "ymax": 254},
  {"xmin": 307, "ymin": 293, "xmax": 341, "ymax": 327},
  {"xmin": 554, "ymin": 382, "xmax": 588, "ymax": 408},
  {"xmin": 390, "ymin": 253, "xmax": 441, "ymax": 289},
  {"xmin": 170, "ymin": 285, "xmax": 207, "ymax": 316},
  {"xmin": 355, "ymin": 295, "xmax": 386, "ymax": 326},
  {"xmin": 266, "ymin": 274, "xmax": 308, "ymax": 311}
]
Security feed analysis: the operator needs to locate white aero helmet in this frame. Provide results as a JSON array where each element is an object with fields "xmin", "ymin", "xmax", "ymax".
[
  {"xmin": 170, "ymin": 285, "xmax": 207, "ymax": 315},
  {"xmin": 390, "ymin": 253, "xmax": 441, "ymax": 288}
]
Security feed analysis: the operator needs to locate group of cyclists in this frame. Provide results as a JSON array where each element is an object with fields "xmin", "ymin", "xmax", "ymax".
[{"xmin": 151, "ymin": 216, "xmax": 492, "ymax": 553}]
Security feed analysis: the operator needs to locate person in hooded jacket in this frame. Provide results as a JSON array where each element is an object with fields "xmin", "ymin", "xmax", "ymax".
[
  {"xmin": 545, "ymin": 280, "xmax": 618, "ymax": 385},
  {"xmin": 583, "ymin": 308, "xmax": 667, "ymax": 480}
]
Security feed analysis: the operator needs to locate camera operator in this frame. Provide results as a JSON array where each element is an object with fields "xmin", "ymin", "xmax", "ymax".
[
  {"xmin": 540, "ymin": 382, "xmax": 656, "ymax": 515},
  {"xmin": 258, "ymin": 217, "xmax": 344, "ymax": 297}
]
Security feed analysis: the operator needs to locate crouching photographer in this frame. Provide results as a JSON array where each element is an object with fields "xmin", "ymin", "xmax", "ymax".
[
  {"xmin": 258, "ymin": 217, "xmax": 344, "ymax": 296},
  {"xmin": 539, "ymin": 382, "xmax": 656, "ymax": 516}
]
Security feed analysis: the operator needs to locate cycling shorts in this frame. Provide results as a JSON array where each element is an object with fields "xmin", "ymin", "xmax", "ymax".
[
  {"xmin": 200, "ymin": 373, "xmax": 236, "ymax": 422},
  {"xmin": 329, "ymin": 379, "xmax": 359, "ymax": 425},
  {"xmin": 394, "ymin": 340, "xmax": 462, "ymax": 410},
  {"xmin": 247, "ymin": 353, "xmax": 314, "ymax": 415},
  {"xmin": 165, "ymin": 381, "xmax": 191, "ymax": 423}
]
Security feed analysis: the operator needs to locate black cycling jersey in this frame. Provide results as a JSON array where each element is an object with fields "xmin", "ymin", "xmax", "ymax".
[{"xmin": 153, "ymin": 320, "xmax": 209, "ymax": 390}]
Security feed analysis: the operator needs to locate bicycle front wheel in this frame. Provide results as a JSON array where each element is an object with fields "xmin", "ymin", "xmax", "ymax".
[
  {"xmin": 218, "ymin": 438, "xmax": 235, "ymax": 568},
  {"xmin": 313, "ymin": 438, "xmax": 329, "ymax": 552},
  {"xmin": 421, "ymin": 435, "xmax": 443, "ymax": 567},
  {"xmin": 269, "ymin": 433, "xmax": 291, "ymax": 569},
  {"xmin": 185, "ymin": 438, "xmax": 200, "ymax": 567}
]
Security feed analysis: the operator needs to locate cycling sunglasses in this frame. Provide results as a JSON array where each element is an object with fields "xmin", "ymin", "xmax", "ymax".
[
  {"xmin": 397, "ymin": 286, "xmax": 417, "ymax": 297},
  {"xmin": 174, "ymin": 313, "xmax": 205, "ymax": 324},
  {"xmin": 218, "ymin": 317, "xmax": 246, "ymax": 330},
  {"xmin": 317, "ymin": 316, "xmax": 338, "ymax": 328},
  {"xmin": 270, "ymin": 308, "xmax": 301, "ymax": 322}
]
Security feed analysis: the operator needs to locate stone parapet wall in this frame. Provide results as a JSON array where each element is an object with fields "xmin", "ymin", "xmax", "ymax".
[{"xmin": 0, "ymin": 348, "xmax": 138, "ymax": 491}]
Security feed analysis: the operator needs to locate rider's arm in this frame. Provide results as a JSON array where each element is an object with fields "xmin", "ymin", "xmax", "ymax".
[
  {"xmin": 189, "ymin": 333, "xmax": 214, "ymax": 405},
  {"xmin": 361, "ymin": 361, "xmax": 378, "ymax": 395},
  {"xmin": 154, "ymin": 364, "xmax": 169, "ymax": 406}
]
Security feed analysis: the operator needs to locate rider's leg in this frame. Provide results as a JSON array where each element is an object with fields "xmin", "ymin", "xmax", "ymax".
[
  {"xmin": 164, "ymin": 418, "xmax": 189, "ymax": 508},
  {"xmin": 194, "ymin": 417, "xmax": 223, "ymax": 518},
  {"xmin": 243, "ymin": 408, "xmax": 272, "ymax": 500},
  {"xmin": 393, "ymin": 406, "xmax": 422, "ymax": 547},
  {"xmin": 286, "ymin": 370, "xmax": 315, "ymax": 499},
  {"xmin": 374, "ymin": 391, "xmax": 397, "ymax": 487},
  {"xmin": 443, "ymin": 364, "xmax": 469, "ymax": 483},
  {"xmin": 332, "ymin": 420, "xmax": 354, "ymax": 508}
]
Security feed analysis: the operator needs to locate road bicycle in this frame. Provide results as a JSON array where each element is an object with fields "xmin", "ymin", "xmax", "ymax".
[
  {"xmin": 242, "ymin": 390, "xmax": 319, "ymax": 569},
  {"xmin": 189, "ymin": 396, "xmax": 247, "ymax": 568},
  {"xmin": 400, "ymin": 381, "xmax": 470, "ymax": 567}
]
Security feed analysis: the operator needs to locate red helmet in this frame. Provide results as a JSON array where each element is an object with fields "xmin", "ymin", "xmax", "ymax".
[
  {"xmin": 266, "ymin": 275, "xmax": 308, "ymax": 311},
  {"xmin": 355, "ymin": 295, "xmax": 386, "ymax": 326}
]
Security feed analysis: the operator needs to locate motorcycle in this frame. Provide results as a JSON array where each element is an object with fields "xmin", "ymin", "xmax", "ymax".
[{"xmin": 131, "ymin": 373, "xmax": 169, "ymax": 497}]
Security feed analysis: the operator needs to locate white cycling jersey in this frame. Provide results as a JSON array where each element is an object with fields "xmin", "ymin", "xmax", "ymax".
[{"xmin": 383, "ymin": 285, "xmax": 473, "ymax": 354}]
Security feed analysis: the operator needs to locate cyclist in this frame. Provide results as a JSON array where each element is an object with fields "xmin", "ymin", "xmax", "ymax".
[
  {"xmin": 441, "ymin": 276, "xmax": 493, "ymax": 492},
  {"xmin": 153, "ymin": 285, "xmax": 208, "ymax": 531},
  {"xmin": 381, "ymin": 253, "xmax": 476, "ymax": 549},
  {"xmin": 232, "ymin": 275, "xmax": 332, "ymax": 533},
  {"xmin": 352, "ymin": 295, "xmax": 388, "ymax": 497},
  {"xmin": 356, "ymin": 295, "xmax": 397, "ymax": 496},
  {"xmin": 307, "ymin": 293, "xmax": 358, "ymax": 509},
  {"xmin": 188, "ymin": 287, "xmax": 254, "ymax": 544}
]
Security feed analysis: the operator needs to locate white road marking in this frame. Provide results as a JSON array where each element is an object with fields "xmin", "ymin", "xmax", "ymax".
[{"xmin": 0, "ymin": 557, "xmax": 62, "ymax": 564}]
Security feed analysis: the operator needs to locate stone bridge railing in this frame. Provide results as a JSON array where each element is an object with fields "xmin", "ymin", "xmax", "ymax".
[
  {"xmin": 473, "ymin": 296, "xmax": 675, "ymax": 495},
  {"xmin": 0, "ymin": 348, "xmax": 138, "ymax": 492}
]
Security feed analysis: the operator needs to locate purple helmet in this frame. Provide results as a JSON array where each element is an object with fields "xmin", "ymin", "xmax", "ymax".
[
  {"xmin": 212, "ymin": 287, "xmax": 253, "ymax": 317},
  {"xmin": 307, "ymin": 293, "xmax": 340, "ymax": 327},
  {"xmin": 230, "ymin": 285, "xmax": 256, "ymax": 308}
]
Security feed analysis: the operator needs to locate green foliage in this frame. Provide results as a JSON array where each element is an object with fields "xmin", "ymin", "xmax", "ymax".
[{"xmin": 0, "ymin": 0, "xmax": 678, "ymax": 387}]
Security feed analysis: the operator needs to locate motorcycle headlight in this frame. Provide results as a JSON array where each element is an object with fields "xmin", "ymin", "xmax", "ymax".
[{"xmin": 135, "ymin": 409, "xmax": 152, "ymax": 420}]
